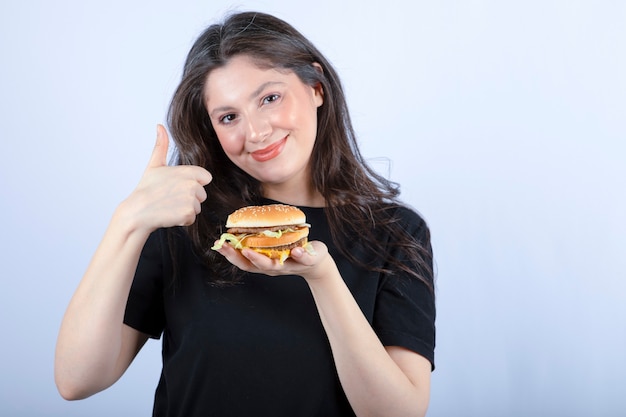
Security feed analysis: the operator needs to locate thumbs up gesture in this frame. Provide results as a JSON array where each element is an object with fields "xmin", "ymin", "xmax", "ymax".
[
  {"xmin": 147, "ymin": 124, "xmax": 172, "ymax": 170},
  {"xmin": 124, "ymin": 125, "xmax": 213, "ymax": 233}
]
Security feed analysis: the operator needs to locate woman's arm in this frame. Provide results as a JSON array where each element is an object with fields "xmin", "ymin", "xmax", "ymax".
[
  {"xmin": 304, "ymin": 255, "xmax": 431, "ymax": 417},
  {"xmin": 54, "ymin": 125, "xmax": 212, "ymax": 399},
  {"xmin": 54, "ymin": 205, "xmax": 153, "ymax": 400}
]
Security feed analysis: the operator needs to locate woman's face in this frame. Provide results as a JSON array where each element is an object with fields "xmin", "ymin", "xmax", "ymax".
[{"xmin": 204, "ymin": 55, "xmax": 324, "ymax": 195}]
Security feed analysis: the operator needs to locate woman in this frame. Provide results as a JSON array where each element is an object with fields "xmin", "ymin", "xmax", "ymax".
[{"xmin": 55, "ymin": 11, "xmax": 436, "ymax": 417}]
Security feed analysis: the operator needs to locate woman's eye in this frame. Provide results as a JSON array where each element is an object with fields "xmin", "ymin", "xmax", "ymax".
[
  {"xmin": 262, "ymin": 94, "xmax": 280, "ymax": 105},
  {"xmin": 220, "ymin": 114, "xmax": 237, "ymax": 124}
]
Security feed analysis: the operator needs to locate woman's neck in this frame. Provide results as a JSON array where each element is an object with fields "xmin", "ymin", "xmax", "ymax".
[{"xmin": 262, "ymin": 184, "xmax": 325, "ymax": 208}]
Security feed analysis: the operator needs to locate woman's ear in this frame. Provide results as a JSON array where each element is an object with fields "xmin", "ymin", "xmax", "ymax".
[{"xmin": 311, "ymin": 62, "xmax": 324, "ymax": 106}]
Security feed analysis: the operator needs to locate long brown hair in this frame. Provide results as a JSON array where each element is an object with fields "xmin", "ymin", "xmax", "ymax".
[{"xmin": 167, "ymin": 11, "xmax": 433, "ymax": 291}]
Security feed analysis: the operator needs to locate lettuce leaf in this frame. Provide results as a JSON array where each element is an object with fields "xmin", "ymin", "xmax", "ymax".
[
  {"xmin": 211, "ymin": 233, "xmax": 250, "ymax": 250},
  {"xmin": 261, "ymin": 229, "xmax": 283, "ymax": 238},
  {"xmin": 211, "ymin": 225, "xmax": 311, "ymax": 251},
  {"xmin": 303, "ymin": 242, "xmax": 317, "ymax": 256}
]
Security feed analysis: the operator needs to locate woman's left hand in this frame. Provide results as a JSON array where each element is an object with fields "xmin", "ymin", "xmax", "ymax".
[{"xmin": 213, "ymin": 240, "xmax": 332, "ymax": 281}]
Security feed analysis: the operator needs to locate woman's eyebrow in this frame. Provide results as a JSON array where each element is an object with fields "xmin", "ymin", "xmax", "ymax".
[
  {"xmin": 249, "ymin": 81, "xmax": 285, "ymax": 100},
  {"xmin": 209, "ymin": 105, "xmax": 235, "ymax": 119}
]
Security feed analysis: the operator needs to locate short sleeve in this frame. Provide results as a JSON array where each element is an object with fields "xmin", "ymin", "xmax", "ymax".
[
  {"xmin": 123, "ymin": 229, "xmax": 166, "ymax": 339},
  {"xmin": 373, "ymin": 208, "xmax": 436, "ymax": 369}
]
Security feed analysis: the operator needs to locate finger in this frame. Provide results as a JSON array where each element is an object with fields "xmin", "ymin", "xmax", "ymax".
[
  {"xmin": 196, "ymin": 184, "xmax": 208, "ymax": 203},
  {"xmin": 240, "ymin": 249, "xmax": 286, "ymax": 273},
  {"xmin": 147, "ymin": 124, "xmax": 169, "ymax": 169},
  {"xmin": 180, "ymin": 165, "xmax": 212, "ymax": 186},
  {"xmin": 193, "ymin": 198, "xmax": 202, "ymax": 215},
  {"xmin": 216, "ymin": 244, "xmax": 254, "ymax": 271},
  {"xmin": 289, "ymin": 242, "xmax": 325, "ymax": 266},
  {"xmin": 290, "ymin": 247, "xmax": 306, "ymax": 259},
  {"xmin": 195, "ymin": 167, "xmax": 213, "ymax": 186}
]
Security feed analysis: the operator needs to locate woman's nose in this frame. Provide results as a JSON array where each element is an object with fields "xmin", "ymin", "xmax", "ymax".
[{"xmin": 246, "ymin": 114, "xmax": 271, "ymax": 143}]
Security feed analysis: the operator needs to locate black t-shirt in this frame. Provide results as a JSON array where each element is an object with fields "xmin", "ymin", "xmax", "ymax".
[{"xmin": 124, "ymin": 203, "xmax": 435, "ymax": 417}]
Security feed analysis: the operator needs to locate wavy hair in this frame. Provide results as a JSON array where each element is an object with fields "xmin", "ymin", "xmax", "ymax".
[{"xmin": 166, "ymin": 11, "xmax": 433, "ymax": 291}]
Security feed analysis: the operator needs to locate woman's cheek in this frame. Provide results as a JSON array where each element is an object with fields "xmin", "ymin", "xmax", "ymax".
[{"xmin": 216, "ymin": 131, "xmax": 245, "ymax": 156}]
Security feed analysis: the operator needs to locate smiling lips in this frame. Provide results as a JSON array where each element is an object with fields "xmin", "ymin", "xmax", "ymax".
[{"xmin": 250, "ymin": 137, "xmax": 287, "ymax": 162}]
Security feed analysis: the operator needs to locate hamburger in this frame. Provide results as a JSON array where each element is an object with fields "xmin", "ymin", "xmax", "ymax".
[{"xmin": 211, "ymin": 204, "xmax": 313, "ymax": 264}]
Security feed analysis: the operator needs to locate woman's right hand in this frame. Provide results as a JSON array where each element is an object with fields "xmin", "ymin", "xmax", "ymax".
[{"xmin": 122, "ymin": 124, "xmax": 213, "ymax": 234}]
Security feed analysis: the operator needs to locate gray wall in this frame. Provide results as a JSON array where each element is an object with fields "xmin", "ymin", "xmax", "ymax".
[{"xmin": 1, "ymin": 1, "xmax": 624, "ymax": 416}]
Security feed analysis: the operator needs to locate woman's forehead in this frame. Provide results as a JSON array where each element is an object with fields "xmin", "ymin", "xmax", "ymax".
[{"xmin": 204, "ymin": 57, "xmax": 296, "ymax": 103}]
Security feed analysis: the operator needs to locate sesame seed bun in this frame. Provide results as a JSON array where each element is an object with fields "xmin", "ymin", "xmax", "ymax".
[{"xmin": 226, "ymin": 204, "xmax": 306, "ymax": 228}]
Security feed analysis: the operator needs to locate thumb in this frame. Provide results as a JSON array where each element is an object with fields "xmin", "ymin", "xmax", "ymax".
[{"xmin": 147, "ymin": 124, "xmax": 169, "ymax": 168}]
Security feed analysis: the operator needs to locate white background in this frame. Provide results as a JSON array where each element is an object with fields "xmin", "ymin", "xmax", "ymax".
[{"xmin": 1, "ymin": 1, "xmax": 624, "ymax": 416}]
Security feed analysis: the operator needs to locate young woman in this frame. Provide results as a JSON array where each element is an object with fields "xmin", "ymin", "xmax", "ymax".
[{"xmin": 55, "ymin": 11, "xmax": 436, "ymax": 417}]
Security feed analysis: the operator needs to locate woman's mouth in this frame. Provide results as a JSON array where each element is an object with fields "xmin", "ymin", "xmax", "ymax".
[{"xmin": 250, "ymin": 136, "xmax": 287, "ymax": 162}]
